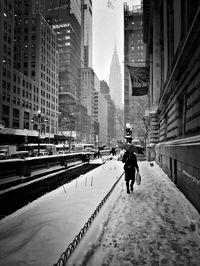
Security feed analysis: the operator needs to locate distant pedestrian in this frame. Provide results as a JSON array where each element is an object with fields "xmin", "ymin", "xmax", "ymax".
[
  {"xmin": 111, "ymin": 147, "xmax": 116, "ymax": 156},
  {"xmin": 122, "ymin": 148, "xmax": 139, "ymax": 194},
  {"xmin": 94, "ymin": 148, "xmax": 101, "ymax": 159},
  {"xmin": 97, "ymin": 147, "xmax": 101, "ymax": 158}
]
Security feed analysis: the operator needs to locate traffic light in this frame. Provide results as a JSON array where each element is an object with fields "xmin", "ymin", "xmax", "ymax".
[{"xmin": 125, "ymin": 123, "xmax": 133, "ymax": 143}]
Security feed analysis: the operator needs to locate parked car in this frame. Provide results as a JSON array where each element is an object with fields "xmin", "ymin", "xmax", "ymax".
[
  {"xmin": 0, "ymin": 149, "xmax": 9, "ymax": 160},
  {"xmin": 0, "ymin": 145, "xmax": 17, "ymax": 159}
]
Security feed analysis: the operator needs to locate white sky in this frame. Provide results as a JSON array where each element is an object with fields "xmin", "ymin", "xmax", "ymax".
[
  {"xmin": 92, "ymin": 0, "xmax": 141, "ymax": 83},
  {"xmin": 0, "ymin": 156, "xmax": 200, "ymax": 266}
]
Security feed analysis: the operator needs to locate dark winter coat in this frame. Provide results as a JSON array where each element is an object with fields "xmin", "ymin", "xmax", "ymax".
[{"xmin": 122, "ymin": 151, "xmax": 139, "ymax": 181}]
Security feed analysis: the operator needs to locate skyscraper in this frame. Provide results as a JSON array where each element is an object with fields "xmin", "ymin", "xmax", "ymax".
[
  {"xmin": 14, "ymin": 0, "xmax": 59, "ymax": 135},
  {"xmin": 0, "ymin": 0, "xmax": 58, "ymax": 145},
  {"xmin": 124, "ymin": 3, "xmax": 147, "ymax": 140},
  {"xmin": 81, "ymin": 68, "xmax": 95, "ymax": 120},
  {"xmin": 0, "ymin": 0, "xmax": 15, "ymax": 129},
  {"xmin": 109, "ymin": 44, "xmax": 122, "ymax": 108},
  {"xmin": 45, "ymin": 0, "xmax": 82, "ymax": 138},
  {"xmin": 81, "ymin": 0, "xmax": 93, "ymax": 68},
  {"xmin": 100, "ymin": 80, "xmax": 116, "ymax": 145},
  {"xmin": 45, "ymin": 0, "xmax": 81, "ymax": 105}
]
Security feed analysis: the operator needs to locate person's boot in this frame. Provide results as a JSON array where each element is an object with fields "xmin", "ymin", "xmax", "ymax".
[
  {"xmin": 126, "ymin": 181, "xmax": 130, "ymax": 194},
  {"xmin": 130, "ymin": 181, "xmax": 134, "ymax": 192},
  {"xmin": 127, "ymin": 186, "xmax": 130, "ymax": 194}
]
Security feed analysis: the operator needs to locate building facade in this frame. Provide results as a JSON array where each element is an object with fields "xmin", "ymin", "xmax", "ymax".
[
  {"xmin": 14, "ymin": 8, "xmax": 59, "ymax": 135},
  {"xmin": 94, "ymin": 75, "xmax": 108, "ymax": 147},
  {"xmin": 80, "ymin": 67, "xmax": 97, "ymax": 143},
  {"xmin": 143, "ymin": 0, "xmax": 200, "ymax": 212},
  {"xmin": 100, "ymin": 80, "xmax": 116, "ymax": 146},
  {"xmin": 0, "ymin": 0, "xmax": 15, "ymax": 129},
  {"xmin": 0, "ymin": 0, "xmax": 59, "ymax": 144},
  {"xmin": 81, "ymin": 0, "xmax": 93, "ymax": 68},
  {"xmin": 109, "ymin": 44, "xmax": 122, "ymax": 108},
  {"xmin": 124, "ymin": 3, "xmax": 147, "ymax": 141},
  {"xmin": 45, "ymin": 0, "xmax": 82, "ymax": 140},
  {"xmin": 81, "ymin": 67, "xmax": 95, "ymax": 119},
  {"xmin": 94, "ymin": 90, "xmax": 108, "ymax": 146}
]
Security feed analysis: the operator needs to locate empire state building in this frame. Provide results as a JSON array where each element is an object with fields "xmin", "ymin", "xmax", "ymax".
[{"xmin": 109, "ymin": 45, "xmax": 122, "ymax": 108}]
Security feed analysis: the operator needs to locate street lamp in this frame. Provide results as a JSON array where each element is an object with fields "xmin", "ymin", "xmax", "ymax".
[
  {"xmin": 125, "ymin": 122, "xmax": 133, "ymax": 143},
  {"xmin": 31, "ymin": 110, "xmax": 48, "ymax": 156}
]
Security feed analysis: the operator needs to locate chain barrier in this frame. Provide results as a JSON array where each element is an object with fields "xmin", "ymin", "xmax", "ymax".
[{"xmin": 54, "ymin": 171, "xmax": 124, "ymax": 266}]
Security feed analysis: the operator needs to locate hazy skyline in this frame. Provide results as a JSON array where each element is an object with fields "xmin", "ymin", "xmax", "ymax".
[{"xmin": 92, "ymin": 0, "xmax": 141, "ymax": 84}]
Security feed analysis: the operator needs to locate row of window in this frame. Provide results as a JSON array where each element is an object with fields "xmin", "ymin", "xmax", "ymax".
[
  {"xmin": 15, "ymin": 35, "xmax": 36, "ymax": 42},
  {"xmin": 3, "ymin": 19, "xmax": 12, "ymax": 33},
  {"xmin": 15, "ymin": 26, "xmax": 36, "ymax": 34},
  {"xmin": 131, "ymin": 45, "xmax": 144, "ymax": 50},
  {"xmin": 132, "ymin": 21, "xmax": 143, "ymax": 25},
  {"xmin": 2, "ymin": 90, "xmax": 58, "ymax": 114},
  {"xmin": 4, "ymin": 0, "xmax": 12, "ymax": 9}
]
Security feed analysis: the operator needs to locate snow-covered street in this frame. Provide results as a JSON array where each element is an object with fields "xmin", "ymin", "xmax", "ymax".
[{"xmin": 0, "ymin": 157, "xmax": 200, "ymax": 266}]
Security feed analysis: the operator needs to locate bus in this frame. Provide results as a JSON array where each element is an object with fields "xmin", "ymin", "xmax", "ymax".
[
  {"xmin": 17, "ymin": 143, "xmax": 57, "ymax": 156},
  {"xmin": 72, "ymin": 143, "xmax": 95, "ymax": 152}
]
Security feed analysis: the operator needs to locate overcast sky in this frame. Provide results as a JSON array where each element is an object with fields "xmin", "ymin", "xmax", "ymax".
[{"xmin": 92, "ymin": 0, "xmax": 141, "ymax": 83}]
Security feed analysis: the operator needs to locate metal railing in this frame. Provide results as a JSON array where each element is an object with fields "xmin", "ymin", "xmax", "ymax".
[
  {"xmin": 54, "ymin": 171, "xmax": 124, "ymax": 266},
  {"xmin": 0, "ymin": 152, "xmax": 92, "ymax": 189}
]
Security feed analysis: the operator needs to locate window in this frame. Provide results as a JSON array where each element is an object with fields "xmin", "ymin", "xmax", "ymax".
[
  {"xmin": 24, "ymin": 111, "xmax": 30, "ymax": 129},
  {"xmin": 13, "ymin": 108, "xmax": 20, "ymax": 128},
  {"xmin": 3, "ymin": 68, "xmax": 6, "ymax": 76},
  {"xmin": 3, "ymin": 105, "xmax": 9, "ymax": 115}
]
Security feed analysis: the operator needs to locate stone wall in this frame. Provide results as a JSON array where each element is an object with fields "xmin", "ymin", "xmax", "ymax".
[{"xmin": 155, "ymin": 137, "xmax": 200, "ymax": 213}]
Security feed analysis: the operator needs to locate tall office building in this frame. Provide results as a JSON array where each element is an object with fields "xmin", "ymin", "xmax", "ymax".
[
  {"xmin": 45, "ymin": 0, "xmax": 82, "ymax": 137},
  {"xmin": 14, "ymin": 0, "xmax": 59, "ymax": 135},
  {"xmin": 94, "ymin": 90, "xmax": 108, "ymax": 146},
  {"xmin": 0, "ymin": 0, "xmax": 15, "ymax": 129},
  {"xmin": 93, "ymin": 75, "xmax": 107, "ymax": 147},
  {"xmin": 100, "ymin": 80, "xmax": 116, "ymax": 145},
  {"xmin": 33, "ymin": 0, "xmax": 46, "ymax": 15},
  {"xmin": 124, "ymin": 3, "xmax": 147, "ymax": 140},
  {"xmin": 81, "ymin": 68, "xmax": 95, "ymax": 119},
  {"xmin": 80, "ymin": 0, "xmax": 94, "ymax": 143},
  {"xmin": 109, "ymin": 44, "xmax": 122, "ymax": 108},
  {"xmin": 81, "ymin": 0, "xmax": 93, "ymax": 67},
  {"xmin": 0, "ymin": 0, "xmax": 58, "ymax": 144}
]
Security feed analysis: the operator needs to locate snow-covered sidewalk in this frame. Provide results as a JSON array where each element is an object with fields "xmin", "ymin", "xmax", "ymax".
[
  {"xmin": 68, "ymin": 161, "xmax": 200, "ymax": 266},
  {"xmin": 0, "ymin": 159, "xmax": 200, "ymax": 266}
]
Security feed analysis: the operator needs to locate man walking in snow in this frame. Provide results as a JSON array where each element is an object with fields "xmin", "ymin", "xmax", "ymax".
[{"xmin": 122, "ymin": 146, "xmax": 139, "ymax": 194}]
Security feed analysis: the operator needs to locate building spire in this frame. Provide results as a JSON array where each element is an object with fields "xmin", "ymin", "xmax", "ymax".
[
  {"xmin": 109, "ymin": 41, "xmax": 122, "ymax": 108},
  {"xmin": 114, "ymin": 40, "xmax": 117, "ymax": 55}
]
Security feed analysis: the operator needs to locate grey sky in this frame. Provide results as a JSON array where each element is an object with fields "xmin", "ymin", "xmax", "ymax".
[{"xmin": 92, "ymin": 0, "xmax": 141, "ymax": 83}]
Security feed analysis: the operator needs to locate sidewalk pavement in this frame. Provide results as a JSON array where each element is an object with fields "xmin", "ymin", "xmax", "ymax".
[{"xmin": 70, "ymin": 161, "xmax": 200, "ymax": 266}]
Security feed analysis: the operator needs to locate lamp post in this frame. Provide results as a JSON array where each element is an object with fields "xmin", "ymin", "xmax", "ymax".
[
  {"xmin": 125, "ymin": 122, "xmax": 133, "ymax": 143},
  {"xmin": 31, "ymin": 110, "xmax": 48, "ymax": 156},
  {"xmin": 58, "ymin": 109, "xmax": 78, "ymax": 152}
]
